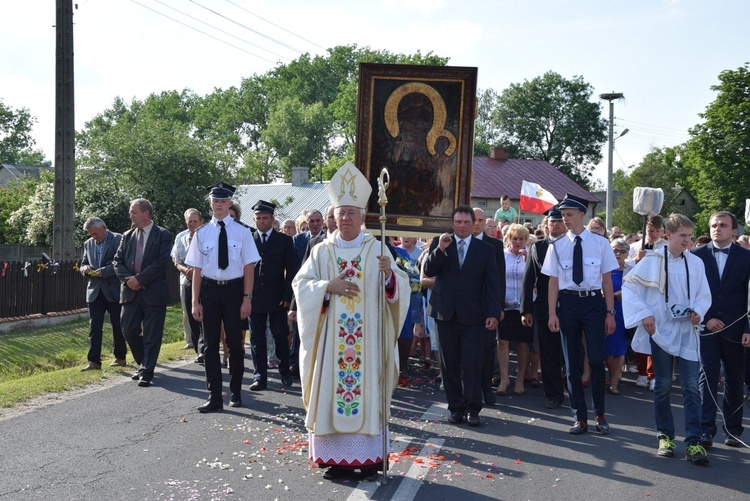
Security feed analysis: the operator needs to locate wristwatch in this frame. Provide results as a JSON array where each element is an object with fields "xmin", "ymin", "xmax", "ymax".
[
  {"xmin": 607, "ymin": 308, "xmax": 616, "ymax": 315},
  {"xmin": 243, "ymin": 293, "xmax": 253, "ymax": 300}
]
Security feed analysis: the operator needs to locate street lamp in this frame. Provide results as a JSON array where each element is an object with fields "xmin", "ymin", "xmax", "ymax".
[{"xmin": 600, "ymin": 92, "xmax": 625, "ymax": 231}]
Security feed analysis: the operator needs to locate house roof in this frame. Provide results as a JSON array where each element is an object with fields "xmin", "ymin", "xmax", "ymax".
[
  {"xmin": 471, "ymin": 157, "xmax": 599, "ymax": 207},
  {"xmin": 0, "ymin": 163, "xmax": 53, "ymax": 187},
  {"xmin": 236, "ymin": 157, "xmax": 598, "ymax": 224},
  {"xmin": 235, "ymin": 181, "xmax": 331, "ymax": 225}
]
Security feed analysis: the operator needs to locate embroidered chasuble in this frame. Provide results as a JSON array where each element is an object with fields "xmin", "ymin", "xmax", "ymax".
[{"xmin": 293, "ymin": 232, "xmax": 409, "ymax": 465}]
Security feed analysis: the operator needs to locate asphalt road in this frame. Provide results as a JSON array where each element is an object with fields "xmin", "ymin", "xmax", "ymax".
[{"xmin": 1, "ymin": 355, "xmax": 748, "ymax": 500}]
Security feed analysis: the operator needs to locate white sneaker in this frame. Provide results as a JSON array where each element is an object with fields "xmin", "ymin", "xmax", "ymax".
[
  {"xmin": 636, "ymin": 375, "xmax": 649, "ymax": 388},
  {"xmin": 649, "ymin": 379, "xmax": 656, "ymax": 391}
]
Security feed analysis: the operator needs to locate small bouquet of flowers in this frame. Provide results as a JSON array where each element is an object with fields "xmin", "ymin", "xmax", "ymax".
[{"xmin": 395, "ymin": 257, "xmax": 422, "ymax": 294}]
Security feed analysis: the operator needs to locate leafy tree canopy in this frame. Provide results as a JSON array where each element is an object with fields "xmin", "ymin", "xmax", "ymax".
[
  {"xmin": 685, "ymin": 63, "xmax": 750, "ymax": 230},
  {"xmin": 0, "ymin": 98, "xmax": 50, "ymax": 166},
  {"xmin": 492, "ymin": 71, "xmax": 607, "ymax": 188}
]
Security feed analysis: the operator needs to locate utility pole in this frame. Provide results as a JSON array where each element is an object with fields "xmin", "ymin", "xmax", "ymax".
[
  {"xmin": 599, "ymin": 92, "xmax": 624, "ymax": 231},
  {"xmin": 53, "ymin": 0, "xmax": 76, "ymax": 261}
]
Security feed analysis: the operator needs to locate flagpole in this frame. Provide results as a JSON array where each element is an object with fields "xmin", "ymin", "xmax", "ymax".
[{"xmin": 376, "ymin": 168, "xmax": 390, "ymax": 483}]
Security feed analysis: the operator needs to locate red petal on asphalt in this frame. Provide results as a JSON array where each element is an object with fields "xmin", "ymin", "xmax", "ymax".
[
  {"xmin": 515, "ymin": 459, "xmax": 522, "ymax": 464},
  {"xmin": 243, "ymin": 439, "xmax": 251, "ymax": 444}
]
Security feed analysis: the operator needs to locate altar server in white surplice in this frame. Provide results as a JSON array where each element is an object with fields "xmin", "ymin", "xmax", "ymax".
[{"xmin": 293, "ymin": 162, "xmax": 409, "ymax": 481}]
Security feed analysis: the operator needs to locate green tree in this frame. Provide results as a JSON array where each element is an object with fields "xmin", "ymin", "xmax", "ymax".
[
  {"xmin": 7, "ymin": 172, "xmax": 55, "ymax": 246},
  {"xmin": 0, "ymin": 99, "xmax": 50, "ymax": 166},
  {"xmin": 492, "ymin": 71, "xmax": 607, "ymax": 187},
  {"xmin": 0, "ymin": 173, "xmax": 47, "ymax": 243},
  {"xmin": 474, "ymin": 88, "xmax": 500, "ymax": 157},
  {"xmin": 77, "ymin": 92, "xmax": 229, "ymax": 235},
  {"xmin": 684, "ymin": 63, "xmax": 750, "ymax": 230}
]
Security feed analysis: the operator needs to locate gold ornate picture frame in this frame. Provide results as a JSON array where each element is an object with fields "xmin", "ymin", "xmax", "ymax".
[{"xmin": 355, "ymin": 63, "xmax": 478, "ymax": 236}]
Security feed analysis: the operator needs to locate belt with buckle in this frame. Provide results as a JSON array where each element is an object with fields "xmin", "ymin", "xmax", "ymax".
[
  {"xmin": 559, "ymin": 289, "xmax": 602, "ymax": 298},
  {"xmin": 202, "ymin": 277, "xmax": 243, "ymax": 286}
]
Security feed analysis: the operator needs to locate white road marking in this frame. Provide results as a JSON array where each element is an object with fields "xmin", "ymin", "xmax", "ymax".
[{"xmin": 346, "ymin": 403, "xmax": 449, "ymax": 501}]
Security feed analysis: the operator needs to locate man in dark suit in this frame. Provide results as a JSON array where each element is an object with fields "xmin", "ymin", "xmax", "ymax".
[
  {"xmin": 292, "ymin": 209, "xmax": 324, "ymax": 264},
  {"xmin": 248, "ymin": 200, "xmax": 300, "ymax": 390},
  {"xmin": 288, "ymin": 205, "xmax": 336, "ymax": 377},
  {"xmin": 79, "ymin": 217, "xmax": 126, "ymax": 371},
  {"xmin": 521, "ymin": 209, "xmax": 566, "ymax": 409},
  {"xmin": 691, "ymin": 211, "xmax": 750, "ymax": 447},
  {"xmin": 471, "ymin": 208, "xmax": 506, "ymax": 406},
  {"xmin": 424, "ymin": 205, "xmax": 502, "ymax": 427},
  {"xmin": 113, "ymin": 198, "xmax": 173, "ymax": 387}
]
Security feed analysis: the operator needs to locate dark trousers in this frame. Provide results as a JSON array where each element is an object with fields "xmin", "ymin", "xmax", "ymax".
[
  {"xmin": 181, "ymin": 281, "xmax": 204, "ymax": 356},
  {"xmin": 700, "ymin": 334, "xmax": 745, "ymax": 438},
  {"xmin": 250, "ymin": 311, "xmax": 291, "ymax": 384},
  {"xmin": 536, "ymin": 309, "xmax": 565, "ymax": 404},
  {"xmin": 201, "ymin": 280, "xmax": 245, "ymax": 402},
  {"xmin": 289, "ymin": 322, "xmax": 301, "ymax": 376},
  {"xmin": 481, "ymin": 328, "xmax": 497, "ymax": 395},
  {"xmin": 557, "ymin": 294, "xmax": 606, "ymax": 422},
  {"xmin": 436, "ymin": 317, "xmax": 489, "ymax": 415},
  {"xmin": 87, "ymin": 290, "xmax": 126, "ymax": 364},
  {"xmin": 120, "ymin": 293, "xmax": 166, "ymax": 381}
]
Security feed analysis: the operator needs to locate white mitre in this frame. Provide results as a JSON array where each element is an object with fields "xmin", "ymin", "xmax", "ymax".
[{"xmin": 327, "ymin": 162, "xmax": 372, "ymax": 209}]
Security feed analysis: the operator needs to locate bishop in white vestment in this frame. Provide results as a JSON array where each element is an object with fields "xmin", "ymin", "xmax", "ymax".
[{"xmin": 293, "ymin": 163, "xmax": 409, "ymax": 478}]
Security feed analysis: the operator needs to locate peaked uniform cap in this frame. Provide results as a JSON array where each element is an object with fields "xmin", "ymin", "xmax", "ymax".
[
  {"xmin": 326, "ymin": 162, "xmax": 372, "ymax": 209},
  {"xmin": 556, "ymin": 193, "xmax": 588, "ymax": 212},
  {"xmin": 544, "ymin": 208, "xmax": 564, "ymax": 220},
  {"xmin": 252, "ymin": 200, "xmax": 276, "ymax": 214},
  {"xmin": 207, "ymin": 182, "xmax": 236, "ymax": 199}
]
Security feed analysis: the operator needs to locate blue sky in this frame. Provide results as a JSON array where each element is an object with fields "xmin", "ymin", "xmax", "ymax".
[{"xmin": 3, "ymin": 0, "xmax": 748, "ymax": 185}]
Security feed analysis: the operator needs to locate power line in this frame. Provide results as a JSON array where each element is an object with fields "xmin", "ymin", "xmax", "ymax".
[
  {"xmin": 224, "ymin": 0, "xmax": 326, "ymax": 50},
  {"xmin": 130, "ymin": 0, "xmax": 277, "ymax": 63},
  {"xmin": 152, "ymin": 0, "xmax": 290, "ymax": 61},
  {"xmin": 615, "ymin": 118, "xmax": 691, "ymax": 133},
  {"xmin": 189, "ymin": 0, "xmax": 305, "ymax": 55}
]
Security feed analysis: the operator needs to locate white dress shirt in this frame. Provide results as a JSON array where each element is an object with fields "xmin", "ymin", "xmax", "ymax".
[
  {"xmin": 185, "ymin": 216, "xmax": 260, "ymax": 280},
  {"xmin": 541, "ymin": 229, "xmax": 619, "ymax": 291}
]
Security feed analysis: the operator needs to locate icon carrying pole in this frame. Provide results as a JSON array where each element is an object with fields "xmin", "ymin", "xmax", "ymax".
[{"xmin": 377, "ymin": 168, "xmax": 390, "ymax": 483}]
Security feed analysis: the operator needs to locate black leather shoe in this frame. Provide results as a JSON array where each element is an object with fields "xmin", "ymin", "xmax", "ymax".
[
  {"xmin": 570, "ymin": 421, "xmax": 588, "ymax": 435},
  {"xmin": 447, "ymin": 412, "xmax": 464, "ymax": 424},
  {"xmin": 466, "ymin": 413, "xmax": 481, "ymax": 427},
  {"xmin": 198, "ymin": 400, "xmax": 223, "ymax": 413},
  {"xmin": 484, "ymin": 391, "xmax": 496, "ymax": 406},
  {"xmin": 595, "ymin": 417, "xmax": 609, "ymax": 434},
  {"xmin": 361, "ymin": 468, "xmax": 380, "ymax": 481},
  {"xmin": 249, "ymin": 381, "xmax": 267, "ymax": 391},
  {"xmin": 194, "ymin": 355, "xmax": 204, "ymax": 365},
  {"xmin": 131, "ymin": 373, "xmax": 141, "ymax": 381},
  {"xmin": 699, "ymin": 434, "xmax": 713, "ymax": 448},
  {"xmin": 322, "ymin": 466, "xmax": 346, "ymax": 480},
  {"xmin": 724, "ymin": 437, "xmax": 742, "ymax": 447},
  {"xmin": 281, "ymin": 375, "xmax": 293, "ymax": 387},
  {"xmin": 229, "ymin": 394, "xmax": 241, "ymax": 407},
  {"xmin": 545, "ymin": 398, "xmax": 563, "ymax": 409},
  {"xmin": 137, "ymin": 378, "xmax": 151, "ymax": 387}
]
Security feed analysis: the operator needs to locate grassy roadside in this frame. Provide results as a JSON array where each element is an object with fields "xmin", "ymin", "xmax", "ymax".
[{"xmin": 0, "ymin": 305, "xmax": 192, "ymax": 408}]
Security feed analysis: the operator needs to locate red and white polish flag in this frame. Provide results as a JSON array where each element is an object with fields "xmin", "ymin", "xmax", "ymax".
[{"xmin": 519, "ymin": 180, "xmax": 558, "ymax": 214}]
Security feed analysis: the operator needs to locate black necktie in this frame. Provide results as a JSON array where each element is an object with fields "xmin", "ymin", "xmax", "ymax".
[
  {"xmin": 573, "ymin": 235, "xmax": 583, "ymax": 285},
  {"xmin": 261, "ymin": 232, "xmax": 267, "ymax": 245},
  {"xmin": 218, "ymin": 220, "xmax": 228, "ymax": 270}
]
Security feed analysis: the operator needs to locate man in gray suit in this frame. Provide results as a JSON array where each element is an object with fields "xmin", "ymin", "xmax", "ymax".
[
  {"xmin": 79, "ymin": 217, "xmax": 126, "ymax": 371},
  {"xmin": 114, "ymin": 199, "xmax": 173, "ymax": 387}
]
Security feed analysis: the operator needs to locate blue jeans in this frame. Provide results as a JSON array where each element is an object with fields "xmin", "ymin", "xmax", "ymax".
[{"xmin": 650, "ymin": 338, "xmax": 701, "ymax": 444}]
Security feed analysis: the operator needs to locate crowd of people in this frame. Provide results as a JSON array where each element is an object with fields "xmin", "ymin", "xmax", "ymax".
[{"xmin": 77, "ymin": 178, "xmax": 750, "ymax": 479}]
